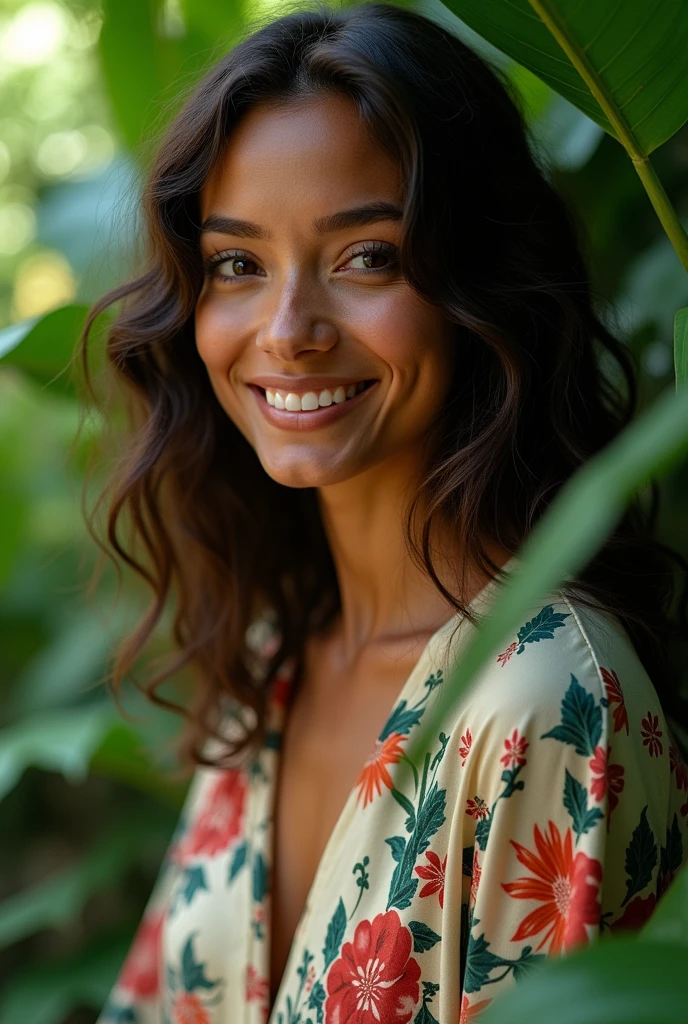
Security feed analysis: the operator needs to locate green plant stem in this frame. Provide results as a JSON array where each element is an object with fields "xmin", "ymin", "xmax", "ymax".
[{"xmin": 529, "ymin": 0, "xmax": 688, "ymax": 275}]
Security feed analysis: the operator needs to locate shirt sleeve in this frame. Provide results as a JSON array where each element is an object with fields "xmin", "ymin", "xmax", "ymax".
[
  {"xmin": 457, "ymin": 599, "xmax": 688, "ymax": 1022},
  {"xmin": 95, "ymin": 770, "xmax": 206, "ymax": 1024}
]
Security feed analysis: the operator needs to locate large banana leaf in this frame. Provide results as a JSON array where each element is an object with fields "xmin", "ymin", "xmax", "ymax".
[
  {"xmin": 441, "ymin": 0, "xmax": 688, "ymax": 156},
  {"xmin": 481, "ymin": 938, "xmax": 688, "ymax": 1024}
]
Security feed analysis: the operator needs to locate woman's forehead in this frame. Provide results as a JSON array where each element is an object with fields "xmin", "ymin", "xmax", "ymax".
[{"xmin": 200, "ymin": 94, "xmax": 402, "ymax": 218}]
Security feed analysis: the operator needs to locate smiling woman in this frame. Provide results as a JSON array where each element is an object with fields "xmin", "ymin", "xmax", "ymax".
[{"xmin": 80, "ymin": 3, "xmax": 688, "ymax": 1023}]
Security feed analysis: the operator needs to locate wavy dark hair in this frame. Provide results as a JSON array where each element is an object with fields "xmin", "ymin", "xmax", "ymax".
[{"xmin": 81, "ymin": 0, "xmax": 688, "ymax": 769}]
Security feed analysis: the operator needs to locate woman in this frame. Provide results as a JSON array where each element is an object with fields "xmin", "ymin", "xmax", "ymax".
[{"xmin": 87, "ymin": 3, "xmax": 688, "ymax": 1022}]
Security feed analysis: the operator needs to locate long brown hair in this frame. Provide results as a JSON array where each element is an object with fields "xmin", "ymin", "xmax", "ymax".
[{"xmin": 80, "ymin": 1, "xmax": 688, "ymax": 769}]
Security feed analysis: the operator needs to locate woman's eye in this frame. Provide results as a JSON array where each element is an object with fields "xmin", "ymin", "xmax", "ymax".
[
  {"xmin": 204, "ymin": 251, "xmax": 264, "ymax": 281},
  {"xmin": 345, "ymin": 243, "xmax": 398, "ymax": 273}
]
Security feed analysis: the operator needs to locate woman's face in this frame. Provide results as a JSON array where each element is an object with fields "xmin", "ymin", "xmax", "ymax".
[{"xmin": 196, "ymin": 91, "xmax": 456, "ymax": 488}]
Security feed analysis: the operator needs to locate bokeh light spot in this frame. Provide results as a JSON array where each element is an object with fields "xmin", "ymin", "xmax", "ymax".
[
  {"xmin": 0, "ymin": 2, "xmax": 69, "ymax": 68},
  {"xmin": 11, "ymin": 250, "xmax": 76, "ymax": 319}
]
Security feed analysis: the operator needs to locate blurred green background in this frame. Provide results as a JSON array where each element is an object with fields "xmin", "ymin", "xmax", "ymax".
[{"xmin": 0, "ymin": 1, "xmax": 686, "ymax": 1022}]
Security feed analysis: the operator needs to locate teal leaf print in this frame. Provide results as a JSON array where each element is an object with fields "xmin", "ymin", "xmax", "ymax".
[
  {"xmin": 475, "ymin": 813, "xmax": 492, "ymax": 852},
  {"xmin": 307, "ymin": 980, "xmax": 326, "ymax": 1024},
  {"xmin": 323, "ymin": 898, "xmax": 347, "ymax": 970},
  {"xmin": 464, "ymin": 923, "xmax": 545, "ymax": 993},
  {"xmin": 540, "ymin": 674, "xmax": 602, "ymax": 756},
  {"xmin": 178, "ymin": 865, "xmax": 208, "ymax": 908},
  {"xmin": 181, "ymin": 934, "xmax": 220, "ymax": 992},
  {"xmin": 413, "ymin": 981, "xmax": 440, "ymax": 1024},
  {"xmin": 563, "ymin": 769, "xmax": 604, "ymax": 843},
  {"xmin": 508, "ymin": 944, "xmax": 546, "ymax": 981},
  {"xmin": 253, "ymin": 851, "xmax": 269, "ymax": 903},
  {"xmin": 379, "ymin": 699, "xmax": 424, "ymax": 741},
  {"xmin": 621, "ymin": 805, "xmax": 658, "ymax": 906},
  {"xmin": 100, "ymin": 1000, "xmax": 136, "ymax": 1023},
  {"xmin": 228, "ymin": 840, "xmax": 248, "ymax": 882},
  {"xmin": 516, "ymin": 605, "xmax": 570, "ymax": 654},
  {"xmin": 409, "ymin": 920, "xmax": 442, "ymax": 952},
  {"xmin": 416, "ymin": 782, "xmax": 446, "ymax": 856},
  {"xmin": 659, "ymin": 814, "xmax": 683, "ymax": 894},
  {"xmin": 391, "ymin": 787, "xmax": 416, "ymax": 831},
  {"xmin": 424, "ymin": 669, "xmax": 444, "ymax": 693},
  {"xmin": 499, "ymin": 765, "xmax": 526, "ymax": 800},
  {"xmin": 386, "ymin": 835, "xmax": 406, "ymax": 863}
]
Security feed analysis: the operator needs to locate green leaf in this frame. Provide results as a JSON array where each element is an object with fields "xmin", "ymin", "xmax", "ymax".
[
  {"xmin": 0, "ymin": 305, "xmax": 89, "ymax": 392},
  {"xmin": 480, "ymin": 939, "xmax": 688, "ymax": 1024},
  {"xmin": 675, "ymin": 306, "xmax": 688, "ymax": 389},
  {"xmin": 441, "ymin": 0, "xmax": 688, "ymax": 155},
  {"xmin": 562, "ymin": 769, "xmax": 603, "ymax": 841},
  {"xmin": 176, "ymin": 865, "xmax": 208, "ymax": 908},
  {"xmin": 404, "ymin": 384, "xmax": 688, "ymax": 782},
  {"xmin": 540, "ymin": 675, "xmax": 602, "ymax": 756},
  {"xmin": 323, "ymin": 898, "xmax": 347, "ymax": 969},
  {"xmin": 386, "ymin": 835, "xmax": 406, "ymax": 864},
  {"xmin": 0, "ymin": 931, "xmax": 132, "ymax": 1024},
  {"xmin": 622, "ymin": 806, "xmax": 658, "ymax": 907},
  {"xmin": 0, "ymin": 810, "xmax": 174, "ymax": 948},
  {"xmin": 515, "ymin": 605, "xmax": 570, "ymax": 653},
  {"xmin": 391, "ymin": 787, "xmax": 416, "ymax": 828},
  {"xmin": 0, "ymin": 703, "xmax": 116, "ymax": 802},
  {"xmin": 409, "ymin": 920, "xmax": 442, "ymax": 953},
  {"xmin": 641, "ymin": 862, "xmax": 688, "ymax": 947}
]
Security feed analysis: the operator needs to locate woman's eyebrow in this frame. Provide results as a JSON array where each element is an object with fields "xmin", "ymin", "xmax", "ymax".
[{"xmin": 200, "ymin": 201, "xmax": 403, "ymax": 240}]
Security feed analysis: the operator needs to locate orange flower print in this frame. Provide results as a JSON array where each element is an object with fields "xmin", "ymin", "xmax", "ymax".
[
  {"xmin": 355, "ymin": 732, "xmax": 406, "ymax": 808},
  {"xmin": 173, "ymin": 991, "xmax": 211, "ymax": 1024},
  {"xmin": 589, "ymin": 744, "xmax": 625, "ymax": 815},
  {"xmin": 465, "ymin": 797, "xmax": 489, "ymax": 820},
  {"xmin": 459, "ymin": 727, "xmax": 472, "ymax": 767},
  {"xmin": 502, "ymin": 820, "xmax": 602, "ymax": 954},
  {"xmin": 496, "ymin": 642, "xmax": 517, "ymax": 667},
  {"xmin": 460, "ymin": 993, "xmax": 493, "ymax": 1023},
  {"xmin": 600, "ymin": 667, "xmax": 629, "ymax": 735},
  {"xmin": 414, "ymin": 850, "xmax": 447, "ymax": 909},
  {"xmin": 499, "ymin": 729, "xmax": 529, "ymax": 769},
  {"xmin": 641, "ymin": 712, "xmax": 663, "ymax": 758}
]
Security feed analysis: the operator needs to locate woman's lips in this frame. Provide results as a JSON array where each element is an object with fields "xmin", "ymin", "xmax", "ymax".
[{"xmin": 248, "ymin": 380, "xmax": 379, "ymax": 431}]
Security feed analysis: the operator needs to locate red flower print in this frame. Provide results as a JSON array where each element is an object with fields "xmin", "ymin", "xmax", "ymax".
[
  {"xmin": 469, "ymin": 848, "xmax": 482, "ymax": 912},
  {"xmin": 175, "ymin": 769, "xmax": 247, "ymax": 862},
  {"xmin": 465, "ymin": 797, "xmax": 489, "ymax": 820},
  {"xmin": 460, "ymin": 993, "xmax": 493, "ymax": 1023},
  {"xmin": 355, "ymin": 733, "xmax": 406, "ymax": 808},
  {"xmin": 502, "ymin": 820, "xmax": 602, "ymax": 954},
  {"xmin": 669, "ymin": 743, "xmax": 688, "ymax": 793},
  {"xmin": 500, "ymin": 729, "xmax": 529, "ymax": 769},
  {"xmin": 173, "ymin": 991, "xmax": 211, "ymax": 1024},
  {"xmin": 305, "ymin": 962, "xmax": 316, "ymax": 994},
  {"xmin": 119, "ymin": 909, "xmax": 164, "ymax": 999},
  {"xmin": 497, "ymin": 642, "xmax": 517, "ymax": 667},
  {"xmin": 414, "ymin": 850, "xmax": 447, "ymax": 909},
  {"xmin": 588, "ymin": 745, "xmax": 625, "ymax": 815},
  {"xmin": 459, "ymin": 727, "xmax": 472, "ymax": 767},
  {"xmin": 600, "ymin": 667, "xmax": 629, "ymax": 735},
  {"xmin": 641, "ymin": 712, "xmax": 663, "ymax": 758},
  {"xmin": 325, "ymin": 910, "xmax": 421, "ymax": 1023},
  {"xmin": 271, "ymin": 671, "xmax": 292, "ymax": 711},
  {"xmin": 611, "ymin": 893, "xmax": 657, "ymax": 933},
  {"xmin": 246, "ymin": 964, "xmax": 269, "ymax": 1003}
]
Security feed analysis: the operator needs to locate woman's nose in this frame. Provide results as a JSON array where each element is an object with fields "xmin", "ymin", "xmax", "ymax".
[{"xmin": 254, "ymin": 274, "xmax": 338, "ymax": 360}]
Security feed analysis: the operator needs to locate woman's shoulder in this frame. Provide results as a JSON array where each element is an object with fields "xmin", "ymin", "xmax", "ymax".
[{"xmin": 453, "ymin": 584, "xmax": 662, "ymax": 741}]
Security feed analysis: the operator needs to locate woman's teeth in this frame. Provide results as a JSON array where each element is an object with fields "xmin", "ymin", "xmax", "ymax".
[{"xmin": 266, "ymin": 381, "xmax": 368, "ymax": 411}]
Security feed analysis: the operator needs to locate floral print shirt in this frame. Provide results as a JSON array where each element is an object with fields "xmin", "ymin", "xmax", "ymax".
[{"xmin": 98, "ymin": 572, "xmax": 688, "ymax": 1024}]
